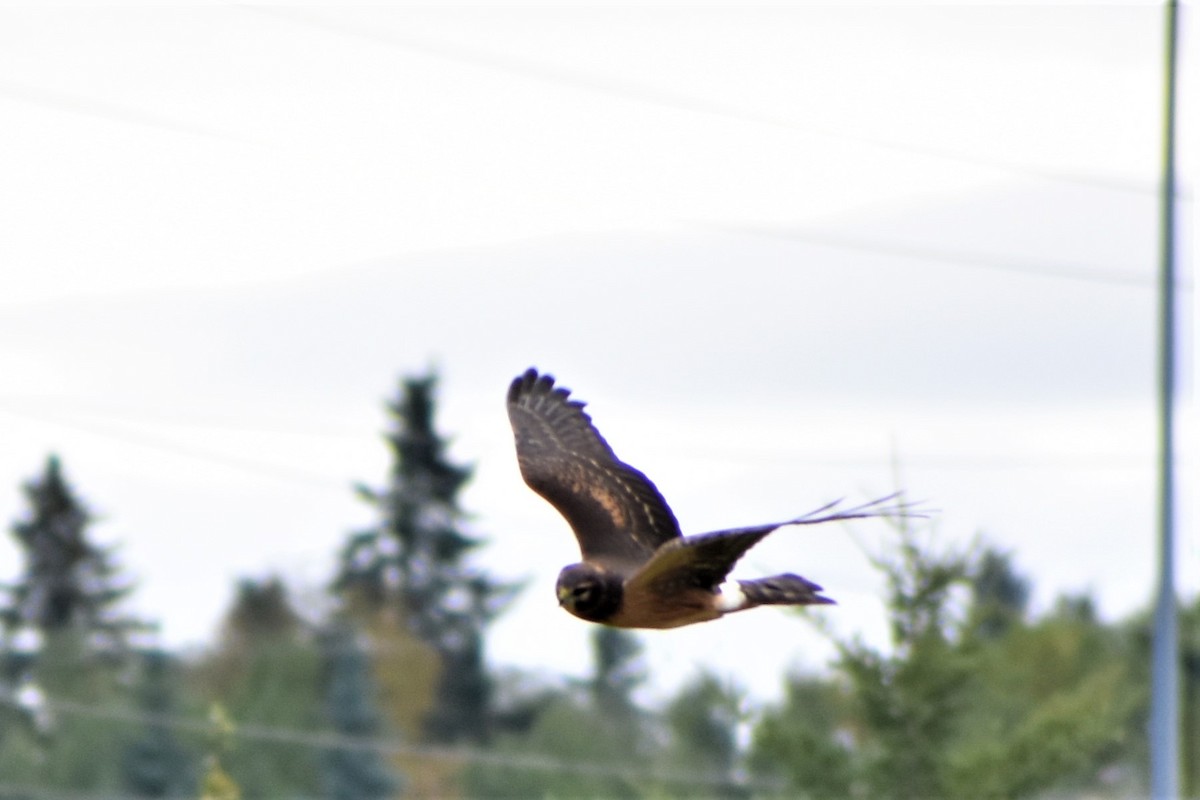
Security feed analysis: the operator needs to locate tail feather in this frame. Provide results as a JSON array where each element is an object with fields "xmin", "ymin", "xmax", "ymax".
[{"xmin": 738, "ymin": 573, "xmax": 835, "ymax": 608}]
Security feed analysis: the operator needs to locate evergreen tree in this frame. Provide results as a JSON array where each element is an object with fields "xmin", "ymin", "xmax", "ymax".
[
  {"xmin": 969, "ymin": 547, "xmax": 1031, "ymax": 639},
  {"xmin": 462, "ymin": 691, "xmax": 647, "ymax": 800},
  {"xmin": 749, "ymin": 526, "xmax": 1140, "ymax": 799},
  {"xmin": 333, "ymin": 371, "xmax": 515, "ymax": 744},
  {"xmin": 750, "ymin": 675, "xmax": 855, "ymax": 798},
  {"xmin": 0, "ymin": 455, "xmax": 146, "ymax": 792},
  {"xmin": 661, "ymin": 671, "xmax": 746, "ymax": 796},
  {"xmin": 200, "ymin": 577, "xmax": 322, "ymax": 798},
  {"xmin": 464, "ymin": 628, "xmax": 650, "ymax": 797},
  {"xmin": 1, "ymin": 455, "xmax": 142, "ymax": 654},
  {"xmin": 833, "ymin": 530, "xmax": 976, "ymax": 800},
  {"xmin": 121, "ymin": 649, "xmax": 196, "ymax": 797},
  {"xmin": 318, "ymin": 621, "xmax": 400, "ymax": 800},
  {"xmin": 590, "ymin": 627, "xmax": 644, "ymax": 720}
]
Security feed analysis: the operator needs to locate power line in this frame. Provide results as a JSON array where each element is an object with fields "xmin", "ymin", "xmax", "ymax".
[
  {"xmin": 0, "ymin": 79, "xmax": 254, "ymax": 146},
  {"xmin": 0, "ymin": 694, "xmax": 785, "ymax": 793},
  {"xmin": 245, "ymin": 6, "xmax": 1172, "ymax": 197},
  {"xmin": 0, "ymin": 396, "xmax": 367, "ymax": 439},
  {"xmin": 0, "ymin": 402, "xmax": 349, "ymax": 491},
  {"xmin": 0, "ymin": 783, "xmax": 179, "ymax": 800},
  {"xmin": 0, "ymin": 400, "xmax": 1163, "ymax": 495},
  {"xmin": 707, "ymin": 222, "xmax": 1190, "ymax": 289},
  {"xmin": 0, "ymin": 395, "xmax": 1172, "ymax": 497}
]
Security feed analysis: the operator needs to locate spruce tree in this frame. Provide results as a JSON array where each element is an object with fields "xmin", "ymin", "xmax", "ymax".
[
  {"xmin": 590, "ymin": 627, "xmax": 644, "ymax": 720},
  {"xmin": 749, "ymin": 528, "xmax": 1140, "ymax": 799},
  {"xmin": 319, "ymin": 621, "xmax": 399, "ymax": 800},
  {"xmin": 1, "ymin": 455, "xmax": 141, "ymax": 650},
  {"xmin": 663, "ymin": 672, "xmax": 744, "ymax": 784},
  {"xmin": 0, "ymin": 455, "xmax": 146, "ymax": 790},
  {"xmin": 121, "ymin": 649, "xmax": 196, "ymax": 797},
  {"xmin": 333, "ymin": 371, "xmax": 515, "ymax": 744},
  {"xmin": 969, "ymin": 547, "xmax": 1031, "ymax": 639}
]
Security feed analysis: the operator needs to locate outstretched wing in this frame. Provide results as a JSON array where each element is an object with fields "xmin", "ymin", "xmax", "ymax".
[
  {"xmin": 507, "ymin": 368, "xmax": 682, "ymax": 569},
  {"xmin": 624, "ymin": 527, "xmax": 775, "ymax": 598},
  {"xmin": 626, "ymin": 493, "xmax": 921, "ymax": 596}
]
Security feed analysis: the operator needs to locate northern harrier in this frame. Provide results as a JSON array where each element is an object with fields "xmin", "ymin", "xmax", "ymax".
[{"xmin": 506, "ymin": 368, "xmax": 916, "ymax": 629}]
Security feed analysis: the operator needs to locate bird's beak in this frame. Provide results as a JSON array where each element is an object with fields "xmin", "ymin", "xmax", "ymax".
[{"xmin": 556, "ymin": 585, "xmax": 571, "ymax": 606}]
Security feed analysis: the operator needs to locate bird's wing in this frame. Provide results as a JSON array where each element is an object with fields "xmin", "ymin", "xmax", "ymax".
[
  {"xmin": 624, "ymin": 527, "xmax": 775, "ymax": 598},
  {"xmin": 507, "ymin": 368, "xmax": 682, "ymax": 568},
  {"xmin": 626, "ymin": 494, "xmax": 921, "ymax": 596}
]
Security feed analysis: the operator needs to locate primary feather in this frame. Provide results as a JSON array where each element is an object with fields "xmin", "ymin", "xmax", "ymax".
[{"xmin": 507, "ymin": 368, "xmax": 681, "ymax": 570}]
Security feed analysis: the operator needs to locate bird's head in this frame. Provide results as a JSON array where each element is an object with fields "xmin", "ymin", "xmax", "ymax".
[{"xmin": 556, "ymin": 563, "xmax": 622, "ymax": 623}]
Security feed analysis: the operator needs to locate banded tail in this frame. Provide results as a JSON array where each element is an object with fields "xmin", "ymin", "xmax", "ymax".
[{"xmin": 737, "ymin": 573, "xmax": 835, "ymax": 608}]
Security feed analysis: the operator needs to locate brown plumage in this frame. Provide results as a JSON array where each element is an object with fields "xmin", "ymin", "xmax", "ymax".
[{"xmin": 507, "ymin": 368, "xmax": 918, "ymax": 629}]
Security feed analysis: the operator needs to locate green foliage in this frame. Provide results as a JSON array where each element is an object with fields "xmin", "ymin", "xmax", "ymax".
[
  {"xmin": 199, "ymin": 753, "xmax": 242, "ymax": 800},
  {"xmin": 20, "ymin": 630, "xmax": 128, "ymax": 791},
  {"xmin": 0, "ymin": 709, "xmax": 43, "ymax": 784},
  {"xmin": 750, "ymin": 677, "xmax": 854, "ymax": 799},
  {"xmin": 945, "ymin": 664, "xmax": 1134, "ymax": 798},
  {"xmin": 591, "ymin": 627, "xmax": 645, "ymax": 719},
  {"xmin": 465, "ymin": 628, "xmax": 650, "ymax": 798},
  {"xmin": 334, "ymin": 371, "xmax": 518, "ymax": 746},
  {"xmin": 198, "ymin": 577, "xmax": 323, "ymax": 798},
  {"xmin": 464, "ymin": 691, "xmax": 647, "ymax": 800},
  {"xmin": 1116, "ymin": 593, "xmax": 1200, "ymax": 795},
  {"xmin": 657, "ymin": 671, "xmax": 748, "ymax": 798},
  {"xmin": 318, "ymin": 621, "xmax": 400, "ymax": 800},
  {"xmin": 969, "ymin": 547, "xmax": 1030, "ymax": 639},
  {"xmin": 1, "ymin": 455, "xmax": 143, "ymax": 655},
  {"xmin": 0, "ymin": 458, "xmax": 150, "ymax": 794},
  {"xmin": 120, "ymin": 649, "xmax": 197, "ymax": 797},
  {"xmin": 749, "ymin": 524, "xmax": 1145, "ymax": 799},
  {"xmin": 2, "ymin": 394, "xmax": 1190, "ymax": 800},
  {"xmin": 834, "ymin": 532, "xmax": 976, "ymax": 800}
]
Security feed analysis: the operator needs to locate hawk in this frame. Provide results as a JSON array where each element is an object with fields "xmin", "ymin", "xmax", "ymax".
[{"xmin": 506, "ymin": 367, "xmax": 916, "ymax": 629}]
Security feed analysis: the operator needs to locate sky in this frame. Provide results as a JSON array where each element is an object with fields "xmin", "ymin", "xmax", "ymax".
[{"xmin": 0, "ymin": 3, "xmax": 1195, "ymax": 706}]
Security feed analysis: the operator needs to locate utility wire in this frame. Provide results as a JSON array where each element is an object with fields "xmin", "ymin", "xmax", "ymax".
[
  {"xmin": 0, "ymin": 396, "xmax": 367, "ymax": 438},
  {"xmin": 0, "ymin": 694, "xmax": 785, "ymax": 793},
  {"xmin": 0, "ymin": 79, "xmax": 253, "ymax": 146},
  {"xmin": 707, "ymin": 222, "xmax": 1190, "ymax": 289},
  {"xmin": 0, "ymin": 783, "xmax": 180, "ymax": 800},
  {"xmin": 0, "ymin": 403, "xmax": 348, "ymax": 490},
  {"xmin": 245, "ymin": 5, "xmax": 1173, "ymax": 197},
  {"xmin": 0, "ymin": 400, "xmax": 1161, "ymax": 495}
]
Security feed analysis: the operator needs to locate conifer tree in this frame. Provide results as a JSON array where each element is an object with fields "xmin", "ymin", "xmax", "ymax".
[
  {"xmin": 970, "ymin": 547, "xmax": 1031, "ymax": 639},
  {"xmin": 201, "ymin": 577, "xmax": 322, "ymax": 798},
  {"xmin": 590, "ymin": 627, "xmax": 644, "ymax": 720},
  {"xmin": 121, "ymin": 649, "xmax": 196, "ymax": 797},
  {"xmin": 319, "ymin": 621, "xmax": 399, "ymax": 800},
  {"xmin": 0, "ymin": 455, "xmax": 146, "ymax": 790},
  {"xmin": 1, "ymin": 455, "xmax": 141, "ymax": 652},
  {"xmin": 749, "ymin": 527, "xmax": 1140, "ymax": 799},
  {"xmin": 663, "ymin": 672, "xmax": 744, "ymax": 784},
  {"xmin": 333, "ymin": 371, "xmax": 515, "ymax": 744}
]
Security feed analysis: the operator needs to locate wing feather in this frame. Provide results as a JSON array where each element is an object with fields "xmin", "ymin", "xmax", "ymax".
[
  {"xmin": 626, "ymin": 528, "xmax": 773, "ymax": 598},
  {"xmin": 507, "ymin": 368, "xmax": 681, "ymax": 567},
  {"xmin": 626, "ymin": 494, "xmax": 920, "ymax": 597}
]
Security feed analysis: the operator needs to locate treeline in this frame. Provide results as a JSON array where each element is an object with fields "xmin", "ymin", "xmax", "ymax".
[{"xmin": 0, "ymin": 370, "xmax": 1196, "ymax": 799}]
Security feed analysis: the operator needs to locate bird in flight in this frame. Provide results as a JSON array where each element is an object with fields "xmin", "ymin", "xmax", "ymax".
[{"xmin": 506, "ymin": 368, "xmax": 918, "ymax": 629}]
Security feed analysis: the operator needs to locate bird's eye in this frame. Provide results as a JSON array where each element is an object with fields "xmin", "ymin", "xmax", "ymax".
[{"xmin": 573, "ymin": 585, "xmax": 592, "ymax": 599}]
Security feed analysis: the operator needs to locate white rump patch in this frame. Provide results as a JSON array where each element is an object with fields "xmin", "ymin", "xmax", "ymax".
[{"xmin": 715, "ymin": 580, "xmax": 747, "ymax": 613}]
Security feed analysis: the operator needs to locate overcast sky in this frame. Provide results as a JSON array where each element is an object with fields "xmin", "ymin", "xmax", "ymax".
[{"xmin": 0, "ymin": 3, "xmax": 1194, "ymax": 705}]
